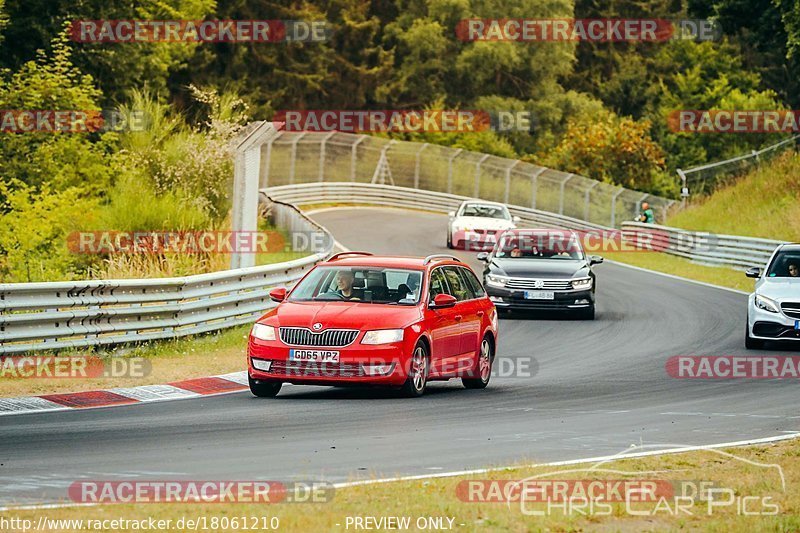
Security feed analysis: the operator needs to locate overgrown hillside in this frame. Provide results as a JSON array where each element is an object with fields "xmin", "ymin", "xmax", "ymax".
[{"xmin": 669, "ymin": 151, "xmax": 800, "ymax": 242}]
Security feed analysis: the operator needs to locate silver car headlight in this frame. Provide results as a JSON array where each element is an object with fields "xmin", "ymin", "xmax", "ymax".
[
  {"xmin": 571, "ymin": 277, "xmax": 593, "ymax": 290},
  {"xmin": 486, "ymin": 274, "xmax": 509, "ymax": 287},
  {"xmin": 362, "ymin": 329, "xmax": 404, "ymax": 345},
  {"xmin": 755, "ymin": 294, "xmax": 779, "ymax": 313},
  {"xmin": 251, "ymin": 323, "xmax": 277, "ymax": 341}
]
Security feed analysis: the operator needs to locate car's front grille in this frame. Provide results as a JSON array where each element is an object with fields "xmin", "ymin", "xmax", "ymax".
[
  {"xmin": 781, "ymin": 302, "xmax": 800, "ymax": 319},
  {"xmin": 505, "ymin": 278, "xmax": 573, "ymax": 290},
  {"xmin": 265, "ymin": 360, "xmax": 367, "ymax": 377},
  {"xmin": 279, "ymin": 327, "xmax": 358, "ymax": 347}
]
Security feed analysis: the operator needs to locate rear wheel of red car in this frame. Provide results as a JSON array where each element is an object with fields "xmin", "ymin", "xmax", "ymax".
[
  {"xmin": 400, "ymin": 341, "xmax": 429, "ymax": 397},
  {"xmin": 249, "ymin": 375, "xmax": 282, "ymax": 398},
  {"xmin": 463, "ymin": 336, "xmax": 493, "ymax": 389}
]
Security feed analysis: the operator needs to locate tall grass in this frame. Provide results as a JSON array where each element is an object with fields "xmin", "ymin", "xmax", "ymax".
[{"xmin": 669, "ymin": 151, "xmax": 800, "ymax": 241}]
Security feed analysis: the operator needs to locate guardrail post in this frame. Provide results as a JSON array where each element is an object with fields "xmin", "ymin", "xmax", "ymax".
[
  {"xmin": 474, "ymin": 154, "xmax": 489, "ymax": 198},
  {"xmin": 414, "ymin": 143, "xmax": 428, "ymax": 189},
  {"xmin": 350, "ymin": 135, "xmax": 366, "ymax": 182},
  {"xmin": 531, "ymin": 167, "xmax": 545, "ymax": 209},
  {"xmin": 558, "ymin": 174, "xmax": 574, "ymax": 215},
  {"xmin": 318, "ymin": 132, "xmax": 335, "ymax": 182},
  {"xmin": 610, "ymin": 188, "xmax": 624, "ymax": 227},
  {"xmin": 447, "ymin": 149, "xmax": 462, "ymax": 194},
  {"xmin": 583, "ymin": 181, "xmax": 599, "ymax": 222},
  {"xmin": 504, "ymin": 161, "xmax": 520, "ymax": 204}
]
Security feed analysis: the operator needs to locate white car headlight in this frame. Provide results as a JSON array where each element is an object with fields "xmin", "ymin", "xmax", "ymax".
[
  {"xmin": 361, "ymin": 329, "xmax": 404, "ymax": 345},
  {"xmin": 571, "ymin": 277, "xmax": 593, "ymax": 290},
  {"xmin": 486, "ymin": 274, "xmax": 509, "ymax": 287},
  {"xmin": 755, "ymin": 294, "xmax": 780, "ymax": 313},
  {"xmin": 251, "ymin": 323, "xmax": 277, "ymax": 341}
]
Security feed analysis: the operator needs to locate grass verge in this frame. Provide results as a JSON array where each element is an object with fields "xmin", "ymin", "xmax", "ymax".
[
  {"xmin": 2, "ymin": 438, "xmax": 798, "ymax": 532},
  {"xmin": 601, "ymin": 250, "xmax": 755, "ymax": 293},
  {"xmin": 0, "ymin": 326, "xmax": 250, "ymax": 398}
]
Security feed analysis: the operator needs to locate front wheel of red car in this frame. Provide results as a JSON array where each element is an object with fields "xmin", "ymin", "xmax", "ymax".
[
  {"xmin": 249, "ymin": 375, "xmax": 282, "ymax": 398},
  {"xmin": 463, "ymin": 336, "xmax": 493, "ymax": 389},
  {"xmin": 400, "ymin": 341, "xmax": 429, "ymax": 397}
]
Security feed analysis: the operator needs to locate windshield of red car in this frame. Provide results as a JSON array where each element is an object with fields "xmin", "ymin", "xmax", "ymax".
[{"xmin": 288, "ymin": 266, "xmax": 424, "ymax": 304}]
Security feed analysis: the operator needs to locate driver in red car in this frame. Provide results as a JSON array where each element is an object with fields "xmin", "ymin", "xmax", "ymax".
[{"xmin": 335, "ymin": 270, "xmax": 362, "ymax": 300}]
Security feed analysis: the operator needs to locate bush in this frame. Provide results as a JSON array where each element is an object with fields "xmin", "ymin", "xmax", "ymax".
[{"xmin": 536, "ymin": 111, "xmax": 676, "ymax": 197}]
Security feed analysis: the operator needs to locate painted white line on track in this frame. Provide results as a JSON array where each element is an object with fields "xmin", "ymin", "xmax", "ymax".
[{"xmin": 5, "ymin": 432, "xmax": 795, "ymax": 511}]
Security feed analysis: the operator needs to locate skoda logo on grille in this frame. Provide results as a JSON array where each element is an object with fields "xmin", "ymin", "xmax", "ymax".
[
  {"xmin": 312, "ymin": 322, "xmax": 323, "ymax": 331},
  {"xmin": 534, "ymin": 279, "xmax": 544, "ymax": 289}
]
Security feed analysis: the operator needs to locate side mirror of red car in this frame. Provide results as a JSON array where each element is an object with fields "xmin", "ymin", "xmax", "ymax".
[
  {"xmin": 430, "ymin": 293, "xmax": 457, "ymax": 309},
  {"xmin": 269, "ymin": 287, "xmax": 287, "ymax": 303}
]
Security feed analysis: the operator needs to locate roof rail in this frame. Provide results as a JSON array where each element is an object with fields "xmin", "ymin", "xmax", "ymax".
[
  {"xmin": 328, "ymin": 251, "xmax": 374, "ymax": 261},
  {"xmin": 423, "ymin": 254, "xmax": 462, "ymax": 265}
]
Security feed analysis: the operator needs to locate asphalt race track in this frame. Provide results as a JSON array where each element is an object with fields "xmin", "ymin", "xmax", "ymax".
[{"xmin": 2, "ymin": 207, "xmax": 798, "ymax": 507}]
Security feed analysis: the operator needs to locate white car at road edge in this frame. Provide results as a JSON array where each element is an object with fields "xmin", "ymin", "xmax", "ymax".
[
  {"xmin": 447, "ymin": 200, "xmax": 520, "ymax": 250},
  {"xmin": 745, "ymin": 243, "xmax": 800, "ymax": 348}
]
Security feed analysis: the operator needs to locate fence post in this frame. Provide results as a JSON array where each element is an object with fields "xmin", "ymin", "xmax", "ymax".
[
  {"xmin": 350, "ymin": 135, "xmax": 366, "ymax": 182},
  {"xmin": 231, "ymin": 122, "xmax": 279, "ymax": 269},
  {"xmin": 260, "ymin": 134, "xmax": 276, "ymax": 189},
  {"xmin": 474, "ymin": 154, "xmax": 489, "ymax": 198},
  {"xmin": 288, "ymin": 133, "xmax": 305, "ymax": 185},
  {"xmin": 610, "ymin": 188, "xmax": 624, "ymax": 227},
  {"xmin": 558, "ymin": 174, "xmax": 574, "ymax": 215},
  {"xmin": 531, "ymin": 167, "xmax": 545, "ymax": 209},
  {"xmin": 635, "ymin": 193, "xmax": 649, "ymax": 219},
  {"xmin": 504, "ymin": 160, "xmax": 520, "ymax": 204},
  {"xmin": 318, "ymin": 131, "xmax": 335, "ymax": 182},
  {"xmin": 583, "ymin": 181, "xmax": 599, "ymax": 222},
  {"xmin": 414, "ymin": 143, "xmax": 428, "ymax": 189},
  {"xmin": 447, "ymin": 149, "xmax": 462, "ymax": 194}
]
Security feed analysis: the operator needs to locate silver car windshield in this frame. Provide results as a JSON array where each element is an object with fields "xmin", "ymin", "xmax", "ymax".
[
  {"xmin": 460, "ymin": 203, "xmax": 511, "ymax": 220},
  {"xmin": 767, "ymin": 251, "xmax": 800, "ymax": 278},
  {"xmin": 495, "ymin": 233, "xmax": 584, "ymax": 260}
]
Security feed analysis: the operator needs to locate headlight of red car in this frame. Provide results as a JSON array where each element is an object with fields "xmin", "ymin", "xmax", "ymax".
[
  {"xmin": 361, "ymin": 329, "xmax": 404, "ymax": 345},
  {"xmin": 251, "ymin": 324, "xmax": 277, "ymax": 341}
]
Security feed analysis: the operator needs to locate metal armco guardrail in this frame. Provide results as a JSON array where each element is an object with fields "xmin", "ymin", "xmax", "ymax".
[
  {"xmin": 0, "ymin": 199, "xmax": 333, "ymax": 355},
  {"xmin": 272, "ymin": 182, "xmax": 785, "ymax": 270},
  {"xmin": 266, "ymin": 182, "xmax": 610, "ymax": 232},
  {"xmin": 622, "ymin": 221, "xmax": 784, "ymax": 270}
]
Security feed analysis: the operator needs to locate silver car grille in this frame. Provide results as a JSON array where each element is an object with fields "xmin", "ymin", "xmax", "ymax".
[
  {"xmin": 781, "ymin": 302, "xmax": 800, "ymax": 320},
  {"xmin": 505, "ymin": 278, "xmax": 573, "ymax": 290},
  {"xmin": 279, "ymin": 327, "xmax": 359, "ymax": 347}
]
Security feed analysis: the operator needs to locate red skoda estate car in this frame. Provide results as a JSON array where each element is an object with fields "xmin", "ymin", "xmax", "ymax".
[{"xmin": 247, "ymin": 252, "xmax": 498, "ymax": 397}]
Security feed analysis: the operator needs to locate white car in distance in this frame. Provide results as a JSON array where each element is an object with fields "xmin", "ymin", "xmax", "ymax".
[{"xmin": 447, "ymin": 200, "xmax": 520, "ymax": 250}]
